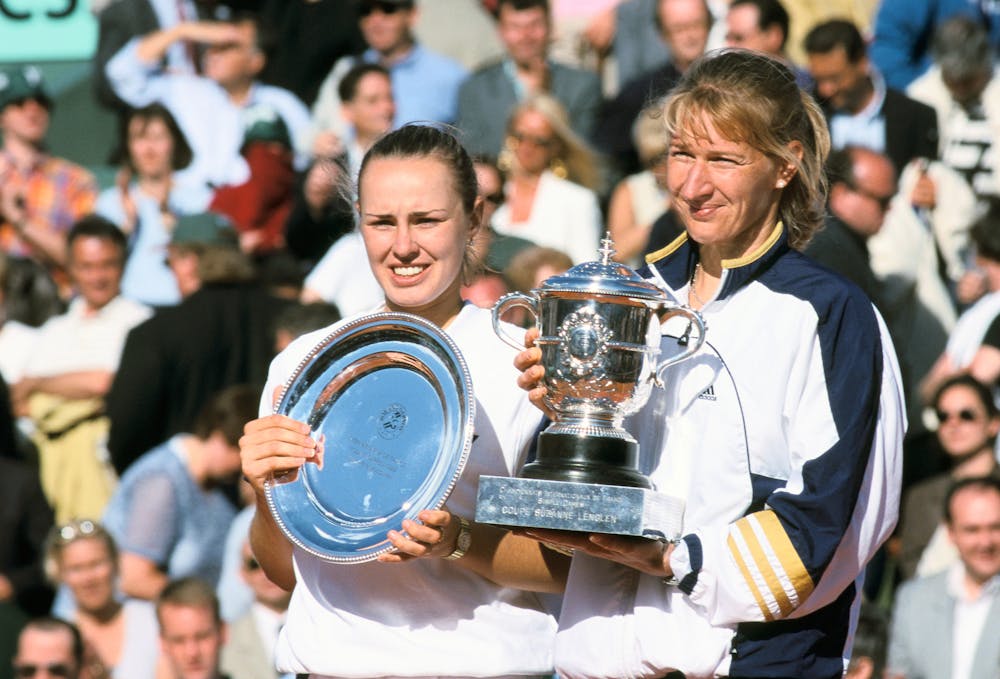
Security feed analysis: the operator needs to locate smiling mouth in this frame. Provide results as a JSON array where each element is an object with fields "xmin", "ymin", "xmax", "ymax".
[{"xmin": 392, "ymin": 265, "xmax": 426, "ymax": 277}]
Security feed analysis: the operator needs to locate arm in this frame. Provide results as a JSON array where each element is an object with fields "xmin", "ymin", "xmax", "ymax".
[
  {"xmin": 0, "ymin": 182, "xmax": 68, "ymax": 269},
  {"xmin": 869, "ymin": 0, "xmax": 935, "ymax": 90},
  {"xmin": 967, "ymin": 344, "xmax": 1000, "ymax": 386},
  {"xmin": 14, "ymin": 371, "xmax": 115, "ymax": 406},
  {"xmin": 673, "ymin": 301, "xmax": 904, "ymax": 625},
  {"xmin": 117, "ymin": 474, "xmax": 181, "ymax": 600}
]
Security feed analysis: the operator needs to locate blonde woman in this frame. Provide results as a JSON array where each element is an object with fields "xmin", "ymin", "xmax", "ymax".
[{"xmin": 493, "ymin": 94, "xmax": 604, "ymax": 264}]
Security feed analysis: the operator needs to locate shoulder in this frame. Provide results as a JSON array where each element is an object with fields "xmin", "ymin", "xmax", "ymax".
[
  {"xmin": 884, "ymin": 87, "xmax": 936, "ymax": 118},
  {"xmin": 45, "ymin": 156, "xmax": 96, "ymax": 185},
  {"xmin": 896, "ymin": 570, "xmax": 949, "ymax": 605},
  {"xmin": 761, "ymin": 249, "xmax": 878, "ymax": 326},
  {"xmin": 412, "ymin": 45, "xmax": 467, "ymax": 76},
  {"xmin": 463, "ymin": 61, "xmax": 504, "ymax": 85},
  {"xmin": 549, "ymin": 61, "xmax": 601, "ymax": 92}
]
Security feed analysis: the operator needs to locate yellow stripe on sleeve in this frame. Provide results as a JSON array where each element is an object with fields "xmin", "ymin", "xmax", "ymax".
[
  {"xmin": 727, "ymin": 533, "xmax": 775, "ymax": 621},
  {"xmin": 736, "ymin": 518, "xmax": 794, "ymax": 618},
  {"xmin": 755, "ymin": 510, "xmax": 815, "ymax": 602}
]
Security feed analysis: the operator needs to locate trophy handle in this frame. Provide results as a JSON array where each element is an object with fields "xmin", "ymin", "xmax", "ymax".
[
  {"xmin": 654, "ymin": 305, "xmax": 706, "ymax": 380},
  {"xmin": 492, "ymin": 292, "xmax": 539, "ymax": 351}
]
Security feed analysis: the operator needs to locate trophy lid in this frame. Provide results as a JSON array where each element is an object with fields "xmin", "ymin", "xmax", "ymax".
[{"xmin": 536, "ymin": 233, "xmax": 667, "ymax": 301}]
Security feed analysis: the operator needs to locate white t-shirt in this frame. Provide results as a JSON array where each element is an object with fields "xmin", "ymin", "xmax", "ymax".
[{"xmin": 262, "ymin": 304, "xmax": 555, "ymax": 678}]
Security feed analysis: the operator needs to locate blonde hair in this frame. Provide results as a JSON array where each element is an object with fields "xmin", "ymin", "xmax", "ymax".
[
  {"xmin": 507, "ymin": 93, "xmax": 602, "ymax": 192},
  {"xmin": 662, "ymin": 49, "xmax": 831, "ymax": 249}
]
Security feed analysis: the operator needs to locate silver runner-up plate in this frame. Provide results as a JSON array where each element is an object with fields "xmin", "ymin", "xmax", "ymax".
[{"xmin": 265, "ymin": 311, "xmax": 475, "ymax": 564}]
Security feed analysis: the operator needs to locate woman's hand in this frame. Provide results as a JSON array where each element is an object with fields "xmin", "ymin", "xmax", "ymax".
[
  {"xmin": 239, "ymin": 414, "xmax": 318, "ymax": 496},
  {"xmin": 519, "ymin": 528, "xmax": 676, "ymax": 579},
  {"xmin": 378, "ymin": 508, "xmax": 463, "ymax": 563},
  {"xmin": 513, "ymin": 327, "xmax": 556, "ymax": 419}
]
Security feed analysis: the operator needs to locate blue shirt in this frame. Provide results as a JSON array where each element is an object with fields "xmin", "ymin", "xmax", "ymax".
[
  {"xmin": 361, "ymin": 44, "xmax": 467, "ymax": 126},
  {"xmin": 103, "ymin": 435, "xmax": 236, "ymax": 587}
]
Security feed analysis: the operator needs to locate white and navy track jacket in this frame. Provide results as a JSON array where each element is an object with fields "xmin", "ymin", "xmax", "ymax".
[{"xmin": 553, "ymin": 224, "xmax": 905, "ymax": 679}]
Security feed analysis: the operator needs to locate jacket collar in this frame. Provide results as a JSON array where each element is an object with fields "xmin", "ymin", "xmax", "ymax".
[{"xmin": 639, "ymin": 222, "xmax": 790, "ymax": 301}]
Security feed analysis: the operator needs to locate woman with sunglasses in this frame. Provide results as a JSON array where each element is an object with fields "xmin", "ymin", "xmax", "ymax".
[
  {"xmin": 240, "ymin": 124, "xmax": 565, "ymax": 678},
  {"xmin": 492, "ymin": 93, "xmax": 603, "ymax": 265},
  {"xmin": 43, "ymin": 520, "xmax": 160, "ymax": 679},
  {"xmin": 897, "ymin": 375, "xmax": 1000, "ymax": 580}
]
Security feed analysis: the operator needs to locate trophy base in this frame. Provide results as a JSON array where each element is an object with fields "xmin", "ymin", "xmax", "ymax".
[
  {"xmin": 519, "ymin": 431, "xmax": 652, "ymax": 489},
  {"xmin": 475, "ymin": 476, "xmax": 684, "ymax": 537}
]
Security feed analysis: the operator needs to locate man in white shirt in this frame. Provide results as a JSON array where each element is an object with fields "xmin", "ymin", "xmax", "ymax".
[
  {"xmin": 105, "ymin": 12, "xmax": 312, "ymax": 187},
  {"xmin": 888, "ymin": 476, "xmax": 1000, "ymax": 679},
  {"xmin": 12, "ymin": 216, "xmax": 152, "ymax": 522}
]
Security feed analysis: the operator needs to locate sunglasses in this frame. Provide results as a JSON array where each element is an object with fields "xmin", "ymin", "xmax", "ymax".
[
  {"xmin": 54, "ymin": 519, "xmax": 98, "ymax": 544},
  {"xmin": 359, "ymin": 2, "xmax": 410, "ymax": 17},
  {"xmin": 244, "ymin": 557, "xmax": 261, "ymax": 572},
  {"xmin": 482, "ymin": 191, "xmax": 504, "ymax": 205},
  {"xmin": 847, "ymin": 182, "xmax": 893, "ymax": 212},
  {"xmin": 12, "ymin": 664, "xmax": 73, "ymax": 678},
  {"xmin": 511, "ymin": 131, "xmax": 555, "ymax": 149},
  {"xmin": 935, "ymin": 408, "xmax": 980, "ymax": 424}
]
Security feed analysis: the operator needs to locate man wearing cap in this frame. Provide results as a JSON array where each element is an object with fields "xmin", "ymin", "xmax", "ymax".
[
  {"xmin": 309, "ymin": 0, "xmax": 466, "ymax": 155},
  {"xmin": 106, "ymin": 212, "xmax": 290, "ymax": 474},
  {"xmin": 104, "ymin": 12, "xmax": 311, "ymax": 186},
  {"xmin": 0, "ymin": 65, "xmax": 97, "ymax": 293},
  {"xmin": 12, "ymin": 215, "xmax": 152, "ymax": 522}
]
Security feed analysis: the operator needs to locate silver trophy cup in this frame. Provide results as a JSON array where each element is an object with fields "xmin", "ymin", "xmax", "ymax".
[{"xmin": 492, "ymin": 236, "xmax": 706, "ymax": 489}]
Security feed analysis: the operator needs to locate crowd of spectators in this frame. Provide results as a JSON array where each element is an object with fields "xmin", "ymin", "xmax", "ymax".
[{"xmin": 2, "ymin": 0, "xmax": 1000, "ymax": 677}]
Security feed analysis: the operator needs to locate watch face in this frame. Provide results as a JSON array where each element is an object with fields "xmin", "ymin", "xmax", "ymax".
[{"xmin": 457, "ymin": 527, "xmax": 472, "ymax": 552}]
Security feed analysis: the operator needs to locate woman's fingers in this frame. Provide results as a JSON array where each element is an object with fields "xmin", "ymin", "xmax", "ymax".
[{"xmin": 240, "ymin": 415, "xmax": 316, "ymax": 493}]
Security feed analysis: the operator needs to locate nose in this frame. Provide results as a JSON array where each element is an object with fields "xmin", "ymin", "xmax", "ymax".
[
  {"xmin": 392, "ymin": 223, "xmax": 419, "ymax": 259},
  {"xmin": 675, "ymin": 160, "xmax": 713, "ymax": 202}
]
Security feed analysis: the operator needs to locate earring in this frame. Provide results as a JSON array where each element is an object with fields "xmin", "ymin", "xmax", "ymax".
[
  {"xmin": 777, "ymin": 179, "xmax": 787, "ymax": 188},
  {"xmin": 550, "ymin": 157, "xmax": 568, "ymax": 179},
  {"xmin": 498, "ymin": 138, "xmax": 515, "ymax": 174}
]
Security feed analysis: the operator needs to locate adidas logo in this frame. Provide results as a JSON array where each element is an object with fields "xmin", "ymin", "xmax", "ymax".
[{"xmin": 697, "ymin": 385, "xmax": 717, "ymax": 401}]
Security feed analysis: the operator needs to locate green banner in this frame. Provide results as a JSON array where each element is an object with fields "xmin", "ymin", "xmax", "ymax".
[{"xmin": 0, "ymin": 0, "xmax": 97, "ymax": 63}]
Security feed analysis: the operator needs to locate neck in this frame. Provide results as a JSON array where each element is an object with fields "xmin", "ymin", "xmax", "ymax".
[
  {"xmin": 3, "ymin": 136, "xmax": 42, "ymax": 168},
  {"xmin": 387, "ymin": 293, "xmax": 464, "ymax": 330},
  {"xmin": 138, "ymin": 173, "xmax": 171, "ymax": 197},
  {"xmin": 77, "ymin": 599, "xmax": 122, "ymax": 625},
  {"xmin": 226, "ymin": 80, "xmax": 254, "ymax": 107},
  {"xmin": 963, "ymin": 570, "xmax": 992, "ymax": 599},
  {"xmin": 379, "ymin": 40, "xmax": 414, "ymax": 66},
  {"xmin": 181, "ymin": 434, "xmax": 209, "ymax": 486},
  {"xmin": 952, "ymin": 449, "xmax": 998, "ymax": 478}
]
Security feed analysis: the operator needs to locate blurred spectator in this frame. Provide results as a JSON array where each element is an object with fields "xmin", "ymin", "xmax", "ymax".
[
  {"xmin": 871, "ymin": 0, "xmax": 1000, "ymax": 91},
  {"xmin": 804, "ymin": 19, "xmax": 939, "ymax": 175},
  {"xmin": 219, "ymin": 537, "xmax": 291, "ymax": 679},
  {"xmin": 888, "ymin": 476, "xmax": 1000, "ymax": 678},
  {"xmin": 492, "ymin": 94, "xmax": 602, "ymax": 264},
  {"xmin": 593, "ymin": 0, "xmax": 708, "ymax": 178},
  {"xmin": 846, "ymin": 602, "xmax": 889, "ymax": 679},
  {"xmin": 908, "ymin": 16, "xmax": 1000, "ymax": 215},
  {"xmin": 256, "ymin": 0, "xmax": 366, "ymax": 107},
  {"xmin": 897, "ymin": 376, "xmax": 1000, "ymax": 581},
  {"xmin": 105, "ymin": 12, "xmax": 312, "ymax": 186},
  {"xmin": 283, "ymin": 159, "xmax": 355, "ymax": 271},
  {"xmin": 0, "ymin": 253, "xmax": 43, "ymax": 386},
  {"xmin": 106, "ymin": 213, "xmax": 288, "ymax": 474},
  {"xmin": 103, "ymin": 386, "xmax": 257, "ymax": 601},
  {"xmin": 95, "ymin": 104, "xmax": 211, "ymax": 307},
  {"xmin": 607, "ymin": 106, "xmax": 671, "ymax": 266},
  {"xmin": 600, "ymin": 0, "xmax": 670, "ymax": 93},
  {"xmin": 0, "ymin": 66, "xmax": 98, "ymax": 298},
  {"xmin": 804, "ymin": 146, "xmax": 894, "ymax": 306},
  {"xmin": 310, "ymin": 0, "xmax": 467, "ymax": 149},
  {"xmin": 210, "ymin": 108, "xmax": 296, "ymax": 258},
  {"xmin": 299, "ymin": 230, "xmax": 384, "ymax": 317},
  {"xmin": 13, "ymin": 218, "xmax": 152, "ymax": 523},
  {"xmin": 922, "ymin": 201, "xmax": 1000, "ymax": 402},
  {"xmin": 722, "ymin": 0, "xmax": 810, "ymax": 88},
  {"xmin": 0, "ymin": 455, "xmax": 53, "ymax": 617},
  {"xmin": 504, "ymin": 245, "xmax": 573, "ymax": 294},
  {"xmin": 12, "ymin": 618, "xmax": 84, "ymax": 679},
  {"xmin": 321, "ymin": 63, "xmax": 396, "ymax": 178},
  {"xmin": 457, "ymin": 0, "xmax": 602, "ymax": 157},
  {"xmin": 272, "ymin": 302, "xmax": 342, "ymax": 354},
  {"xmin": 93, "ymin": 0, "xmax": 211, "ymax": 112},
  {"xmin": 156, "ymin": 578, "xmax": 229, "ymax": 679},
  {"xmin": 44, "ymin": 520, "xmax": 160, "ymax": 679}
]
